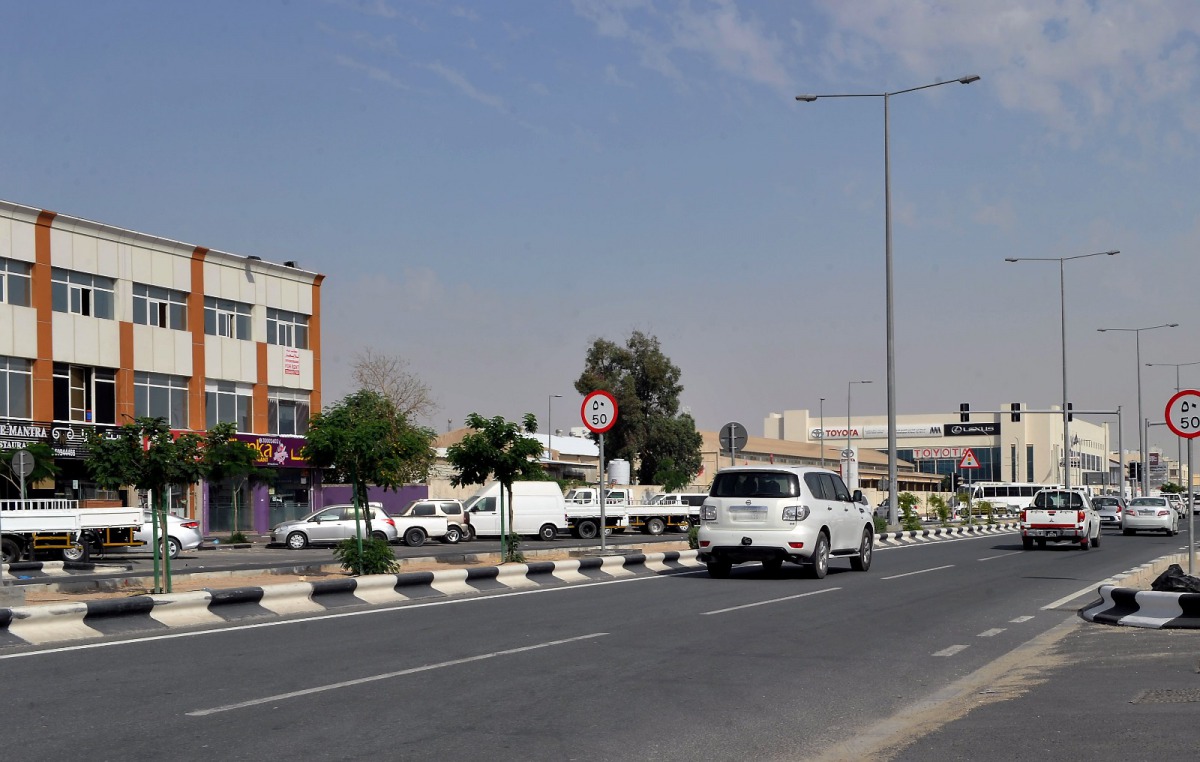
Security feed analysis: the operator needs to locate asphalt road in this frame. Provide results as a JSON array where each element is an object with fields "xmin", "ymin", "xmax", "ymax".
[{"xmin": 0, "ymin": 526, "xmax": 1191, "ymax": 761}]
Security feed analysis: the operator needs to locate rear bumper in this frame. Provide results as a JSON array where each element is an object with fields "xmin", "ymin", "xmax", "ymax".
[
  {"xmin": 697, "ymin": 526, "xmax": 819, "ymax": 564},
  {"xmin": 1021, "ymin": 526, "xmax": 1085, "ymax": 540}
]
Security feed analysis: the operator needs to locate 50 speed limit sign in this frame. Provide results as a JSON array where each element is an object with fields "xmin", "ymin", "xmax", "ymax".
[
  {"xmin": 1165, "ymin": 389, "xmax": 1200, "ymax": 439},
  {"xmin": 581, "ymin": 390, "xmax": 618, "ymax": 434}
]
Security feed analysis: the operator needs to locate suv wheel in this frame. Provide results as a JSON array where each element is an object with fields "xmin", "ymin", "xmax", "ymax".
[
  {"xmin": 849, "ymin": 528, "xmax": 873, "ymax": 571},
  {"xmin": 808, "ymin": 532, "xmax": 830, "ymax": 579},
  {"xmin": 442, "ymin": 526, "xmax": 462, "ymax": 544},
  {"xmin": 706, "ymin": 559, "xmax": 732, "ymax": 579}
]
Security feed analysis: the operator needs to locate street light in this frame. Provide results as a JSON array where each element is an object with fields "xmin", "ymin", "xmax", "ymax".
[
  {"xmin": 798, "ymin": 74, "xmax": 979, "ymax": 527},
  {"xmin": 847, "ymin": 380, "xmax": 873, "ymax": 491},
  {"xmin": 1096, "ymin": 323, "xmax": 1179, "ymax": 496},
  {"xmin": 547, "ymin": 394, "xmax": 562, "ymax": 469},
  {"xmin": 1005, "ymin": 250, "xmax": 1118, "ymax": 497},
  {"xmin": 1146, "ymin": 360, "xmax": 1200, "ymax": 489},
  {"xmin": 819, "ymin": 397, "xmax": 826, "ymax": 469}
]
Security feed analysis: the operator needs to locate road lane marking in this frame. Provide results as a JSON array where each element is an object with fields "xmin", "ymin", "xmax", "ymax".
[
  {"xmin": 1041, "ymin": 580, "xmax": 1114, "ymax": 610},
  {"xmin": 881, "ymin": 564, "xmax": 954, "ymax": 580},
  {"xmin": 186, "ymin": 632, "xmax": 608, "ymax": 717},
  {"xmin": 978, "ymin": 551, "xmax": 1023, "ymax": 562},
  {"xmin": 700, "ymin": 587, "xmax": 840, "ymax": 616},
  {"xmin": 933, "ymin": 645, "xmax": 968, "ymax": 657},
  {"xmin": 1010, "ymin": 615, "xmax": 1034, "ymax": 623},
  {"xmin": 977, "ymin": 628, "xmax": 1005, "ymax": 637}
]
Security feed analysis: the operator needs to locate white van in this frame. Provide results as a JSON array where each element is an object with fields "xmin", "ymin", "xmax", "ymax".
[{"xmin": 463, "ymin": 481, "xmax": 567, "ymax": 541}]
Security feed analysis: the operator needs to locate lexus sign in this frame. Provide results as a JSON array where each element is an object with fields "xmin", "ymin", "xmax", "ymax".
[{"xmin": 943, "ymin": 422, "xmax": 999, "ymax": 437}]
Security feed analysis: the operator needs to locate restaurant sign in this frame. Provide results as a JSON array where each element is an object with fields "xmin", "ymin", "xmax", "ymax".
[
  {"xmin": 233, "ymin": 433, "xmax": 308, "ymax": 468},
  {"xmin": 0, "ymin": 418, "xmax": 118, "ymax": 459}
]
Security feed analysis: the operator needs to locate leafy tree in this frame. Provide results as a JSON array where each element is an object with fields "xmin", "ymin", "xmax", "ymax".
[
  {"xmin": 86, "ymin": 417, "xmax": 205, "ymax": 593},
  {"xmin": 0, "ymin": 442, "xmax": 60, "ymax": 495},
  {"xmin": 201, "ymin": 423, "xmax": 271, "ymax": 543},
  {"xmin": 1160, "ymin": 481, "xmax": 1185, "ymax": 494},
  {"xmin": 303, "ymin": 389, "xmax": 437, "ymax": 554},
  {"xmin": 574, "ymin": 331, "xmax": 702, "ymax": 485},
  {"xmin": 446, "ymin": 413, "xmax": 545, "ymax": 562}
]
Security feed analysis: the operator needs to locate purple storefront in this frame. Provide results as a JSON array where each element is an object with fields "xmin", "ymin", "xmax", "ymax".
[{"xmin": 203, "ymin": 433, "xmax": 315, "ymax": 535}]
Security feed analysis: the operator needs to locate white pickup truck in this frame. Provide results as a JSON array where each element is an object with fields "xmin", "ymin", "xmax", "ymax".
[
  {"xmin": 563, "ymin": 487, "xmax": 693, "ymax": 536},
  {"xmin": 1, "ymin": 499, "xmax": 143, "ymax": 563},
  {"xmin": 1020, "ymin": 488, "xmax": 1101, "ymax": 550}
]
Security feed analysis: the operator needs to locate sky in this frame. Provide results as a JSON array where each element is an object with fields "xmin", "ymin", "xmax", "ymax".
[{"xmin": 2, "ymin": 1, "xmax": 1199, "ymax": 457}]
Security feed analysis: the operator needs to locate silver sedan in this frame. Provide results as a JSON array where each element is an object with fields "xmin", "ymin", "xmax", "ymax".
[
  {"xmin": 270, "ymin": 504, "xmax": 399, "ymax": 549},
  {"xmin": 1122, "ymin": 497, "xmax": 1178, "ymax": 536}
]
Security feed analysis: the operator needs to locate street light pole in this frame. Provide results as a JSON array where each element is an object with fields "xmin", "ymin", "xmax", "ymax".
[
  {"xmin": 798, "ymin": 75, "xmax": 979, "ymax": 527},
  {"xmin": 1097, "ymin": 323, "xmax": 1178, "ymax": 496},
  {"xmin": 1005, "ymin": 250, "xmax": 1118, "ymax": 498},
  {"xmin": 847, "ymin": 380, "xmax": 872, "ymax": 492},
  {"xmin": 547, "ymin": 394, "xmax": 562, "ymax": 468},
  {"xmin": 819, "ymin": 397, "xmax": 826, "ymax": 469},
  {"xmin": 1146, "ymin": 360, "xmax": 1200, "ymax": 489}
]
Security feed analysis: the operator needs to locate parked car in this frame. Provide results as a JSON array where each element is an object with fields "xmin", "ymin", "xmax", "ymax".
[
  {"xmin": 1162, "ymin": 493, "xmax": 1185, "ymax": 517},
  {"xmin": 1122, "ymin": 497, "xmax": 1178, "ymax": 536},
  {"xmin": 270, "ymin": 504, "xmax": 398, "ymax": 549},
  {"xmin": 1092, "ymin": 495, "xmax": 1125, "ymax": 530},
  {"xmin": 396, "ymin": 499, "xmax": 470, "ymax": 543}
]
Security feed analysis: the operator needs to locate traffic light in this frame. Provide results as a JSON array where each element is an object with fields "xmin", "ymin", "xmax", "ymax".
[
  {"xmin": 1067, "ymin": 402, "xmax": 1073, "ymax": 422},
  {"xmin": 959, "ymin": 403, "xmax": 970, "ymax": 423},
  {"xmin": 1128, "ymin": 462, "xmax": 1142, "ymax": 481},
  {"xmin": 1010, "ymin": 402, "xmax": 1021, "ymax": 422}
]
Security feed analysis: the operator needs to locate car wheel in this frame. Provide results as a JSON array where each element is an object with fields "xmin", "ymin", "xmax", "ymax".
[
  {"xmin": 61, "ymin": 538, "xmax": 90, "ymax": 562},
  {"xmin": 808, "ymin": 532, "xmax": 830, "ymax": 579},
  {"xmin": 706, "ymin": 559, "xmax": 732, "ymax": 579},
  {"xmin": 538, "ymin": 524, "xmax": 557, "ymax": 541},
  {"xmin": 645, "ymin": 517, "xmax": 665, "ymax": 536},
  {"xmin": 370, "ymin": 531, "xmax": 388, "ymax": 543},
  {"xmin": 167, "ymin": 537, "xmax": 182, "ymax": 559},
  {"xmin": 576, "ymin": 520, "xmax": 599, "ymax": 540},
  {"xmin": 1123, "ymin": 528, "xmax": 1134, "ymax": 536},
  {"xmin": 403, "ymin": 527, "xmax": 427, "ymax": 547},
  {"xmin": 849, "ymin": 527, "xmax": 873, "ymax": 571},
  {"xmin": 1091, "ymin": 530, "xmax": 1100, "ymax": 548},
  {"xmin": 762, "ymin": 558, "xmax": 783, "ymax": 575},
  {"xmin": 1022, "ymin": 536, "xmax": 1034, "ymax": 550},
  {"xmin": 462, "ymin": 525, "xmax": 475, "ymax": 542},
  {"xmin": 442, "ymin": 526, "xmax": 462, "ymax": 544},
  {"xmin": 286, "ymin": 531, "xmax": 309, "ymax": 550},
  {"xmin": 1036, "ymin": 537, "xmax": 1047, "ymax": 548},
  {"xmin": 676, "ymin": 517, "xmax": 691, "ymax": 533},
  {"xmin": 1, "ymin": 537, "xmax": 21, "ymax": 564},
  {"xmin": 1080, "ymin": 536, "xmax": 1091, "ymax": 550}
]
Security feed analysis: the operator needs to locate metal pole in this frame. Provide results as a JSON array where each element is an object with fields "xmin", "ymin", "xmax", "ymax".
[
  {"xmin": 599, "ymin": 433, "xmax": 607, "ymax": 553},
  {"xmin": 1176, "ymin": 367, "xmax": 1182, "ymax": 488},
  {"xmin": 1118, "ymin": 407, "xmax": 1124, "ymax": 499},
  {"xmin": 1188, "ymin": 437, "xmax": 1195, "ymax": 576},
  {"xmin": 1060, "ymin": 258, "xmax": 1070, "ymax": 498},
  {"xmin": 1137, "ymin": 332, "xmax": 1146, "ymax": 496},
  {"xmin": 819, "ymin": 398, "xmax": 825, "ymax": 470},
  {"xmin": 884, "ymin": 92, "xmax": 899, "ymax": 528},
  {"xmin": 846, "ymin": 382, "xmax": 852, "ymax": 486}
]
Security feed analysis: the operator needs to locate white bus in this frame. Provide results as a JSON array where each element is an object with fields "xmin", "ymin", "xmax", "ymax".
[{"xmin": 962, "ymin": 482, "xmax": 1061, "ymax": 513}]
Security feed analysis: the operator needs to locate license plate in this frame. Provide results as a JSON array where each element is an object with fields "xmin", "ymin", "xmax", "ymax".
[{"xmin": 1036, "ymin": 530, "xmax": 1059, "ymax": 537}]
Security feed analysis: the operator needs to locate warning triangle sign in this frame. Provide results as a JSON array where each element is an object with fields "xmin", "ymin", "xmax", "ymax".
[{"xmin": 958, "ymin": 448, "xmax": 981, "ymax": 470}]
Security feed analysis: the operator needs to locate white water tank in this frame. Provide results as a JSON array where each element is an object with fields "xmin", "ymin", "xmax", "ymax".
[{"xmin": 608, "ymin": 459, "xmax": 631, "ymax": 485}]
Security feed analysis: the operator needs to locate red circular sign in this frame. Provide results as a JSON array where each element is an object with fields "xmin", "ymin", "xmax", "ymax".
[
  {"xmin": 1165, "ymin": 389, "xmax": 1200, "ymax": 439},
  {"xmin": 581, "ymin": 390, "xmax": 618, "ymax": 434}
]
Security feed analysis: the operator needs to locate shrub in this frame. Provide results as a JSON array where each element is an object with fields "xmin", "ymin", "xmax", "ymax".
[
  {"xmin": 928, "ymin": 494, "xmax": 950, "ymax": 524},
  {"xmin": 228, "ymin": 531, "xmax": 250, "ymax": 545},
  {"xmin": 901, "ymin": 506, "xmax": 922, "ymax": 532},
  {"xmin": 503, "ymin": 532, "xmax": 525, "ymax": 564},
  {"xmin": 873, "ymin": 515, "xmax": 887, "ymax": 534},
  {"xmin": 333, "ymin": 537, "xmax": 399, "ymax": 576},
  {"xmin": 687, "ymin": 524, "xmax": 699, "ymax": 550}
]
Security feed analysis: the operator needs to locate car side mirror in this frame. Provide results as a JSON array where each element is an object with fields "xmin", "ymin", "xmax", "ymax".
[{"xmin": 852, "ymin": 489, "xmax": 866, "ymax": 504}]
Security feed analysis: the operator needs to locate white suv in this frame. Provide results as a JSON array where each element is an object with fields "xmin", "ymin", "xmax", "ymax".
[{"xmin": 697, "ymin": 466, "xmax": 875, "ymax": 579}]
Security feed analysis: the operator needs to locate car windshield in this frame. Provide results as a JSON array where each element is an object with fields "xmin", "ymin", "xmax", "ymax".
[
  {"xmin": 1130, "ymin": 498, "xmax": 1165, "ymax": 507},
  {"xmin": 710, "ymin": 471, "xmax": 800, "ymax": 499}
]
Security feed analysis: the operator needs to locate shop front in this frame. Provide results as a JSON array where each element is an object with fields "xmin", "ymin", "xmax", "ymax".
[
  {"xmin": 204, "ymin": 433, "xmax": 313, "ymax": 535},
  {"xmin": 0, "ymin": 417, "xmax": 129, "ymax": 506}
]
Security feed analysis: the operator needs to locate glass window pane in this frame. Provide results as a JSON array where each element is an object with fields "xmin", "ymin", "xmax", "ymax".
[
  {"xmin": 134, "ymin": 385, "xmax": 148, "ymax": 418},
  {"xmin": 52, "ymin": 281, "xmax": 68, "ymax": 312},
  {"xmin": 70, "ymin": 287, "xmax": 82, "ymax": 314},
  {"xmin": 170, "ymin": 389, "xmax": 187, "ymax": 429},
  {"xmin": 237, "ymin": 395, "xmax": 251, "ymax": 432},
  {"xmin": 170, "ymin": 303, "xmax": 187, "ymax": 330},
  {"xmin": 296, "ymin": 325, "xmax": 308, "ymax": 350},
  {"xmin": 204, "ymin": 308, "xmax": 216, "ymax": 335},
  {"xmin": 53, "ymin": 374, "xmax": 69, "ymax": 421},
  {"xmin": 95, "ymin": 379, "xmax": 115, "ymax": 424},
  {"xmin": 266, "ymin": 321, "xmax": 276, "ymax": 345},
  {"xmin": 93, "ymin": 289, "xmax": 113, "ymax": 319},
  {"xmin": 9, "ymin": 275, "xmax": 29, "ymax": 306},
  {"xmin": 149, "ymin": 385, "xmax": 168, "ymax": 419},
  {"xmin": 10, "ymin": 374, "xmax": 29, "ymax": 417},
  {"xmin": 236, "ymin": 314, "xmax": 250, "ymax": 339},
  {"xmin": 268, "ymin": 398, "xmax": 279, "ymax": 433},
  {"xmin": 206, "ymin": 391, "xmax": 218, "ymax": 429},
  {"xmin": 280, "ymin": 402, "xmax": 296, "ymax": 435},
  {"xmin": 296, "ymin": 402, "xmax": 309, "ymax": 434},
  {"xmin": 133, "ymin": 297, "xmax": 146, "ymax": 325}
]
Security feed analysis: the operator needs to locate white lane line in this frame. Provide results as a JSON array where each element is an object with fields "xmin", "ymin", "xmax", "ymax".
[
  {"xmin": 1041, "ymin": 580, "xmax": 1115, "ymax": 610},
  {"xmin": 933, "ymin": 645, "xmax": 968, "ymax": 657},
  {"xmin": 881, "ymin": 564, "xmax": 954, "ymax": 581},
  {"xmin": 978, "ymin": 551, "xmax": 1024, "ymax": 562},
  {"xmin": 1010, "ymin": 615, "xmax": 1034, "ymax": 623},
  {"xmin": 700, "ymin": 587, "xmax": 840, "ymax": 616},
  {"xmin": 977, "ymin": 628, "xmax": 1005, "ymax": 637},
  {"xmin": 187, "ymin": 632, "xmax": 608, "ymax": 716}
]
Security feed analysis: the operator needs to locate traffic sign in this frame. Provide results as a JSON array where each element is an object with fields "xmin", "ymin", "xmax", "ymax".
[
  {"xmin": 1165, "ymin": 389, "xmax": 1200, "ymax": 439},
  {"xmin": 581, "ymin": 390, "xmax": 618, "ymax": 434},
  {"xmin": 958, "ymin": 448, "xmax": 980, "ymax": 469},
  {"xmin": 11, "ymin": 448, "xmax": 35, "ymax": 479},
  {"xmin": 719, "ymin": 421, "xmax": 748, "ymax": 452}
]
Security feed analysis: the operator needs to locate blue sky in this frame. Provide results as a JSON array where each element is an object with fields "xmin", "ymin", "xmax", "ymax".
[{"xmin": 3, "ymin": 1, "xmax": 1199, "ymax": 456}]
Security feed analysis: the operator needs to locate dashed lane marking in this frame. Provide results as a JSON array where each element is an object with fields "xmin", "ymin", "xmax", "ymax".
[
  {"xmin": 1010, "ymin": 615, "xmax": 1034, "ymax": 623},
  {"xmin": 700, "ymin": 587, "xmax": 840, "ymax": 616},
  {"xmin": 933, "ymin": 645, "xmax": 968, "ymax": 657},
  {"xmin": 881, "ymin": 564, "xmax": 954, "ymax": 581},
  {"xmin": 977, "ymin": 628, "xmax": 1006, "ymax": 637}
]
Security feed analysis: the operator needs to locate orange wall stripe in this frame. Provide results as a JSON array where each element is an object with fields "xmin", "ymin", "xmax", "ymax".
[
  {"xmin": 188, "ymin": 248, "xmax": 208, "ymax": 431},
  {"xmin": 117, "ymin": 321, "xmax": 135, "ymax": 421},
  {"xmin": 32, "ymin": 210, "xmax": 56, "ymax": 422},
  {"xmin": 311, "ymin": 274, "xmax": 323, "ymax": 414},
  {"xmin": 253, "ymin": 341, "xmax": 268, "ymax": 433}
]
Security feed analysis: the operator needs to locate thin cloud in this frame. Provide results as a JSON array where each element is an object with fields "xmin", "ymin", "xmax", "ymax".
[
  {"xmin": 425, "ymin": 61, "xmax": 506, "ymax": 110},
  {"xmin": 334, "ymin": 54, "xmax": 412, "ymax": 90},
  {"xmin": 604, "ymin": 63, "xmax": 635, "ymax": 87}
]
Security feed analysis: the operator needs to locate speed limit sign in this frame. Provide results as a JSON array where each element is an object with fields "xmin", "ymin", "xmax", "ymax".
[
  {"xmin": 581, "ymin": 390, "xmax": 618, "ymax": 434},
  {"xmin": 1165, "ymin": 389, "xmax": 1200, "ymax": 439}
]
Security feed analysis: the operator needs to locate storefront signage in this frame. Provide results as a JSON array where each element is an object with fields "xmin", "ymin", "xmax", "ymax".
[
  {"xmin": 0, "ymin": 418, "xmax": 118, "ymax": 458},
  {"xmin": 233, "ymin": 433, "xmax": 308, "ymax": 468},
  {"xmin": 908, "ymin": 446, "xmax": 976, "ymax": 461},
  {"xmin": 284, "ymin": 348, "xmax": 301, "ymax": 376},
  {"xmin": 811, "ymin": 423, "xmax": 943, "ymax": 440},
  {"xmin": 943, "ymin": 422, "xmax": 999, "ymax": 437}
]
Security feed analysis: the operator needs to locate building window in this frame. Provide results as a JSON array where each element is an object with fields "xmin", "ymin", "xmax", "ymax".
[
  {"xmin": 266, "ymin": 308, "xmax": 309, "ymax": 349},
  {"xmin": 0, "ymin": 356, "xmax": 32, "ymax": 419},
  {"xmin": 205, "ymin": 380, "xmax": 252, "ymax": 432},
  {"xmin": 203, "ymin": 297, "xmax": 251, "ymax": 340},
  {"xmin": 134, "ymin": 372, "xmax": 189, "ymax": 429},
  {"xmin": 133, "ymin": 283, "xmax": 188, "ymax": 330},
  {"xmin": 51, "ymin": 268, "xmax": 115, "ymax": 319},
  {"xmin": 53, "ymin": 363, "xmax": 116, "ymax": 424},
  {"xmin": 268, "ymin": 388, "xmax": 309, "ymax": 436},
  {"xmin": 0, "ymin": 259, "xmax": 32, "ymax": 307}
]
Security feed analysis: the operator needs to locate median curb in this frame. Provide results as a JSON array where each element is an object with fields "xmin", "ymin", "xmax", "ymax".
[
  {"xmin": 1, "ymin": 560, "xmax": 135, "ymax": 576},
  {"xmin": 875, "ymin": 522, "xmax": 1019, "ymax": 544},
  {"xmin": 1079, "ymin": 551, "xmax": 1200, "ymax": 629},
  {"xmin": 0, "ymin": 549, "xmax": 703, "ymax": 648}
]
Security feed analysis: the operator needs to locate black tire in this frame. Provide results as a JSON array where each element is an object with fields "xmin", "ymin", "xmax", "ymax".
[
  {"xmin": 706, "ymin": 559, "xmax": 732, "ymax": 579},
  {"xmin": 370, "ymin": 531, "xmax": 388, "ymax": 543},
  {"xmin": 462, "ymin": 524, "xmax": 476, "ymax": 542},
  {"xmin": 762, "ymin": 558, "xmax": 783, "ymax": 575},
  {"xmin": 676, "ymin": 517, "xmax": 691, "ymax": 533},
  {"xmin": 1036, "ymin": 537, "xmax": 1047, "ymax": 548},
  {"xmin": 286, "ymin": 531, "xmax": 309, "ymax": 550},
  {"xmin": 61, "ymin": 537, "xmax": 90, "ymax": 562},
  {"xmin": 442, "ymin": 526, "xmax": 462, "ymax": 544},
  {"xmin": 849, "ymin": 527, "xmax": 873, "ymax": 571},
  {"xmin": 1, "ymin": 537, "xmax": 21, "ymax": 564},
  {"xmin": 538, "ymin": 524, "xmax": 557, "ymax": 541},
  {"xmin": 645, "ymin": 517, "xmax": 665, "ymax": 536},
  {"xmin": 167, "ymin": 537, "xmax": 181, "ymax": 559},
  {"xmin": 1080, "ymin": 536, "xmax": 1091, "ymax": 550},
  {"xmin": 403, "ymin": 527, "xmax": 427, "ymax": 547},
  {"xmin": 576, "ymin": 520, "xmax": 599, "ymax": 540},
  {"xmin": 1022, "ymin": 536, "xmax": 1034, "ymax": 549},
  {"xmin": 1091, "ymin": 530, "xmax": 1100, "ymax": 548},
  {"xmin": 808, "ymin": 532, "xmax": 830, "ymax": 579},
  {"xmin": 1123, "ymin": 528, "xmax": 1134, "ymax": 536}
]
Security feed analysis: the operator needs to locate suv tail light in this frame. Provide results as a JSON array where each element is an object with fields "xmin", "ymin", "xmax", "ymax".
[
  {"xmin": 1077, "ymin": 511, "xmax": 1086, "ymax": 522},
  {"xmin": 701, "ymin": 505, "xmax": 716, "ymax": 521},
  {"xmin": 1019, "ymin": 510, "xmax": 1027, "ymax": 522},
  {"xmin": 782, "ymin": 506, "xmax": 810, "ymax": 521}
]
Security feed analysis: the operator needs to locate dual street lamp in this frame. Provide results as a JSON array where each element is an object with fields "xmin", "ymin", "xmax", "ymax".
[{"xmin": 797, "ymin": 75, "xmax": 979, "ymax": 525}]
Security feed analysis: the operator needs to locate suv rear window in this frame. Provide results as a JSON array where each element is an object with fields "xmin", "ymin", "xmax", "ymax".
[
  {"xmin": 1093, "ymin": 497, "xmax": 1119, "ymax": 507},
  {"xmin": 710, "ymin": 471, "xmax": 800, "ymax": 499},
  {"xmin": 1033, "ymin": 491, "xmax": 1084, "ymax": 509}
]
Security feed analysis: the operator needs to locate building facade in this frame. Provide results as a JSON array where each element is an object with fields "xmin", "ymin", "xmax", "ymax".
[{"xmin": 0, "ymin": 200, "xmax": 322, "ymax": 533}]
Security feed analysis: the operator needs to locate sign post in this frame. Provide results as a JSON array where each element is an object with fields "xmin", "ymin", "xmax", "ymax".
[
  {"xmin": 582, "ymin": 391, "xmax": 618, "ymax": 554},
  {"xmin": 719, "ymin": 422, "xmax": 748, "ymax": 467},
  {"xmin": 1165, "ymin": 390, "xmax": 1200, "ymax": 575},
  {"xmin": 3, "ymin": 449, "xmax": 36, "ymax": 584}
]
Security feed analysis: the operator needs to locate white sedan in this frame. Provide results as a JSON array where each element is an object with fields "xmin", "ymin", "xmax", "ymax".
[
  {"xmin": 1122, "ymin": 497, "xmax": 1179, "ymax": 536},
  {"xmin": 133, "ymin": 513, "xmax": 205, "ymax": 558}
]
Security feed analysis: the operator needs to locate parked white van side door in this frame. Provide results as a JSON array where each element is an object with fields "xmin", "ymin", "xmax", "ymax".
[{"xmin": 467, "ymin": 496, "xmax": 499, "ymax": 536}]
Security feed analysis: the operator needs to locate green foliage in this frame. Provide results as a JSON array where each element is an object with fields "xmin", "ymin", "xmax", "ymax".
[
  {"xmin": 446, "ymin": 412, "xmax": 546, "ymax": 563},
  {"xmin": 303, "ymin": 389, "xmax": 437, "ymax": 533},
  {"xmin": 928, "ymin": 494, "xmax": 950, "ymax": 524},
  {"xmin": 687, "ymin": 524, "xmax": 699, "ymax": 549},
  {"xmin": 873, "ymin": 515, "xmax": 887, "ymax": 534},
  {"xmin": 1160, "ymin": 482, "xmax": 1185, "ymax": 494},
  {"xmin": 898, "ymin": 492, "xmax": 919, "ymax": 512},
  {"xmin": 0, "ymin": 442, "xmax": 60, "ymax": 491},
  {"xmin": 901, "ymin": 506, "xmax": 922, "ymax": 532},
  {"xmin": 86, "ymin": 417, "xmax": 205, "ymax": 493},
  {"xmin": 652, "ymin": 456, "xmax": 692, "ymax": 493},
  {"xmin": 980, "ymin": 500, "xmax": 995, "ymax": 525},
  {"xmin": 333, "ymin": 536, "xmax": 399, "ymax": 576},
  {"xmin": 574, "ymin": 331, "xmax": 702, "ymax": 485},
  {"xmin": 227, "ymin": 531, "xmax": 250, "ymax": 544},
  {"xmin": 203, "ymin": 422, "xmax": 271, "ymax": 539},
  {"xmin": 504, "ymin": 532, "xmax": 525, "ymax": 564}
]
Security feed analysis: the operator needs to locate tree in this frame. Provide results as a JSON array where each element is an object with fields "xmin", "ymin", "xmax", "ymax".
[
  {"xmin": 302, "ymin": 390, "xmax": 436, "ymax": 562},
  {"xmin": 86, "ymin": 418, "xmax": 205, "ymax": 593},
  {"xmin": 201, "ymin": 423, "xmax": 271, "ymax": 542},
  {"xmin": 446, "ymin": 413, "xmax": 545, "ymax": 562},
  {"xmin": 0, "ymin": 443, "xmax": 60, "ymax": 495},
  {"xmin": 1160, "ymin": 481, "xmax": 1185, "ymax": 494},
  {"xmin": 352, "ymin": 348, "xmax": 437, "ymax": 423},
  {"xmin": 574, "ymin": 331, "xmax": 702, "ymax": 485}
]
